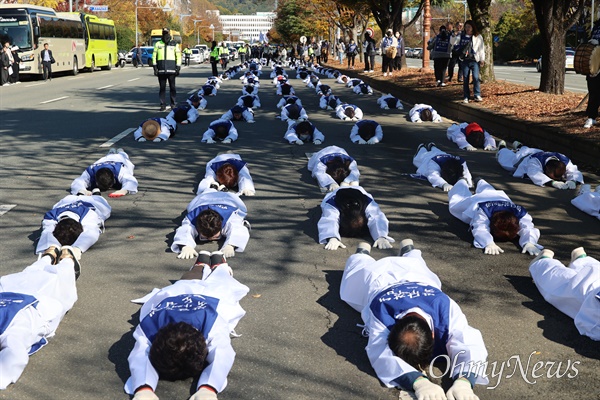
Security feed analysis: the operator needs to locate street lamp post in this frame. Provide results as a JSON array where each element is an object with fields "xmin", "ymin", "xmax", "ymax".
[
  {"xmin": 135, "ymin": 0, "xmax": 171, "ymax": 47},
  {"xmin": 194, "ymin": 20, "xmax": 202, "ymax": 45},
  {"xmin": 210, "ymin": 24, "xmax": 215, "ymax": 41}
]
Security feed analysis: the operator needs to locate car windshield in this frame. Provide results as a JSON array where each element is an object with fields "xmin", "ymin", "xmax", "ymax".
[{"xmin": 566, "ymin": 50, "xmax": 575, "ymax": 56}]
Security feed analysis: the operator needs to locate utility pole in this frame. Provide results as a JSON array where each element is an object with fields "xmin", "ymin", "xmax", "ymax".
[{"xmin": 422, "ymin": 0, "xmax": 431, "ymax": 70}]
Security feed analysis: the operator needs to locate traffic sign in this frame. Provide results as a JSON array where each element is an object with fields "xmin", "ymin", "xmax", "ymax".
[{"xmin": 89, "ymin": 5, "xmax": 108, "ymax": 12}]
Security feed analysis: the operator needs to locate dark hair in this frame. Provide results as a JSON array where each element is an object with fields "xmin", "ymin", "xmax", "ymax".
[
  {"xmin": 388, "ymin": 316, "xmax": 434, "ymax": 371},
  {"xmin": 286, "ymin": 96, "xmax": 297, "ymax": 106},
  {"xmin": 231, "ymin": 106, "xmax": 244, "ymax": 120},
  {"xmin": 464, "ymin": 20, "xmax": 479, "ymax": 36},
  {"xmin": 295, "ymin": 121, "xmax": 312, "ymax": 137},
  {"xmin": 420, "ymin": 109, "xmax": 433, "ymax": 122},
  {"xmin": 241, "ymin": 95, "xmax": 254, "ymax": 108},
  {"xmin": 214, "ymin": 124, "xmax": 229, "ymax": 140},
  {"xmin": 490, "ymin": 210, "xmax": 520, "ymax": 242},
  {"xmin": 196, "ymin": 209, "xmax": 223, "ymax": 238},
  {"xmin": 335, "ymin": 189, "xmax": 368, "ymax": 237},
  {"xmin": 360, "ymin": 85, "xmax": 370, "ymax": 94},
  {"xmin": 286, "ymin": 104, "xmax": 301, "ymax": 120},
  {"xmin": 344, "ymin": 107, "xmax": 355, "ymax": 119},
  {"xmin": 53, "ymin": 218, "xmax": 84, "ymax": 246},
  {"xmin": 327, "ymin": 97, "xmax": 338, "ymax": 109},
  {"xmin": 358, "ymin": 122, "xmax": 376, "ymax": 141},
  {"xmin": 544, "ymin": 159, "xmax": 567, "ymax": 181},
  {"xmin": 440, "ymin": 158, "xmax": 464, "ymax": 185},
  {"xmin": 326, "ymin": 157, "xmax": 351, "ymax": 184},
  {"xmin": 245, "ymin": 85, "xmax": 254, "ymax": 94},
  {"xmin": 466, "ymin": 131, "xmax": 485, "ymax": 148},
  {"xmin": 95, "ymin": 168, "xmax": 115, "ymax": 191},
  {"xmin": 149, "ymin": 322, "xmax": 208, "ymax": 381},
  {"xmin": 216, "ymin": 163, "xmax": 239, "ymax": 189},
  {"xmin": 281, "ymin": 84, "xmax": 291, "ymax": 95},
  {"xmin": 173, "ymin": 108, "xmax": 188, "ymax": 123},
  {"xmin": 211, "ymin": 40, "xmax": 217, "ymax": 49}
]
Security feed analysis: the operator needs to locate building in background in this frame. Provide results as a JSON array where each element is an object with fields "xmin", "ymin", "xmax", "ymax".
[{"xmin": 216, "ymin": 11, "xmax": 276, "ymax": 42}]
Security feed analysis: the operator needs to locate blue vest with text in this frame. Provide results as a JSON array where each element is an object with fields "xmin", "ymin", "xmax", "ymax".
[
  {"xmin": 85, "ymin": 162, "xmax": 122, "ymax": 189},
  {"xmin": 187, "ymin": 203, "xmax": 237, "ymax": 229},
  {"xmin": 210, "ymin": 159, "xmax": 247, "ymax": 174},
  {"xmin": 0, "ymin": 292, "xmax": 48, "ymax": 354},
  {"xmin": 477, "ymin": 201, "xmax": 527, "ymax": 220},
  {"xmin": 43, "ymin": 200, "xmax": 95, "ymax": 222}
]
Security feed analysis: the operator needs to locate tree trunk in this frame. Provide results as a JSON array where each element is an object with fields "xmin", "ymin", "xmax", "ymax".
[
  {"xmin": 467, "ymin": 0, "xmax": 495, "ymax": 82},
  {"xmin": 532, "ymin": 0, "xmax": 584, "ymax": 94}
]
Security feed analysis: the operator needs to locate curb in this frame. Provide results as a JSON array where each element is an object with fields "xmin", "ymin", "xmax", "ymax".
[{"xmin": 347, "ymin": 71, "xmax": 600, "ymax": 169}]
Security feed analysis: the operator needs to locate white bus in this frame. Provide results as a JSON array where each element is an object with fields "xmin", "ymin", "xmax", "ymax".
[{"xmin": 0, "ymin": 4, "xmax": 85, "ymax": 76}]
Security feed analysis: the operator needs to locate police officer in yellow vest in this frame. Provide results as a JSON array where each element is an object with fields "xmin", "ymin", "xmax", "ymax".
[
  {"xmin": 182, "ymin": 45, "xmax": 192, "ymax": 66},
  {"xmin": 238, "ymin": 43, "xmax": 248, "ymax": 64},
  {"xmin": 220, "ymin": 43, "xmax": 230, "ymax": 70},
  {"xmin": 153, "ymin": 28, "xmax": 181, "ymax": 111},
  {"xmin": 209, "ymin": 40, "xmax": 221, "ymax": 76}
]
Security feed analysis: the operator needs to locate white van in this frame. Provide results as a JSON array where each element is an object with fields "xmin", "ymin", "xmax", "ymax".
[{"xmin": 195, "ymin": 44, "xmax": 209, "ymax": 59}]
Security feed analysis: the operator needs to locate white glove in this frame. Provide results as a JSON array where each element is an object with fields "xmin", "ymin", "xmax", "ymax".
[
  {"xmin": 152, "ymin": 138, "xmax": 162, "ymax": 142},
  {"xmin": 565, "ymin": 180, "xmax": 576, "ymax": 189},
  {"xmin": 357, "ymin": 138, "xmax": 367, "ymax": 145},
  {"xmin": 446, "ymin": 379, "xmax": 478, "ymax": 400},
  {"xmin": 349, "ymin": 181, "xmax": 359, "ymax": 186},
  {"xmin": 340, "ymin": 181, "xmax": 350, "ymax": 187},
  {"xmin": 373, "ymin": 237, "xmax": 393, "ymax": 249},
  {"xmin": 590, "ymin": 39, "xmax": 599, "ymax": 45},
  {"xmin": 325, "ymin": 237, "xmax": 346, "ymax": 250},
  {"xmin": 416, "ymin": 119, "xmax": 423, "ymax": 123},
  {"xmin": 484, "ymin": 243, "xmax": 504, "ymax": 255},
  {"xmin": 178, "ymin": 245, "xmax": 198, "ymax": 259},
  {"xmin": 221, "ymin": 244, "xmax": 235, "ymax": 258},
  {"xmin": 442, "ymin": 183, "xmax": 453, "ymax": 192},
  {"xmin": 239, "ymin": 189, "xmax": 255, "ymax": 196},
  {"xmin": 313, "ymin": 139, "xmax": 322, "ymax": 145},
  {"xmin": 367, "ymin": 137, "xmax": 378, "ymax": 144},
  {"xmin": 133, "ymin": 390, "xmax": 159, "ymax": 400},
  {"xmin": 522, "ymin": 242, "xmax": 541, "ymax": 256},
  {"xmin": 189, "ymin": 387, "xmax": 218, "ymax": 400},
  {"xmin": 247, "ymin": 120, "xmax": 255, "ymax": 124},
  {"xmin": 206, "ymin": 138, "xmax": 216, "ymax": 144},
  {"xmin": 137, "ymin": 137, "xmax": 147, "ymax": 142},
  {"xmin": 77, "ymin": 189, "xmax": 92, "ymax": 196},
  {"xmin": 222, "ymin": 138, "xmax": 232, "ymax": 144},
  {"xmin": 413, "ymin": 378, "xmax": 446, "ymax": 400},
  {"xmin": 109, "ymin": 188, "xmax": 128, "ymax": 198},
  {"xmin": 483, "ymin": 145, "xmax": 494, "ymax": 151},
  {"xmin": 551, "ymin": 181, "xmax": 567, "ymax": 189},
  {"xmin": 328, "ymin": 183, "xmax": 339, "ymax": 192},
  {"xmin": 352, "ymin": 117, "xmax": 359, "ymax": 121},
  {"xmin": 465, "ymin": 145, "xmax": 477, "ymax": 151},
  {"xmin": 294, "ymin": 139, "xmax": 304, "ymax": 145},
  {"xmin": 71, "ymin": 247, "xmax": 82, "ymax": 261}
]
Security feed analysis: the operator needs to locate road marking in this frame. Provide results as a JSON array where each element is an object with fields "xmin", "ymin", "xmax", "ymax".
[
  {"xmin": 0, "ymin": 205, "xmax": 16, "ymax": 217},
  {"xmin": 97, "ymin": 84, "xmax": 114, "ymax": 90},
  {"xmin": 188, "ymin": 89, "xmax": 197, "ymax": 94},
  {"xmin": 40, "ymin": 96, "xmax": 69, "ymax": 104},
  {"xmin": 25, "ymin": 82, "xmax": 46, "ymax": 88},
  {"xmin": 128, "ymin": 78, "xmax": 140, "ymax": 82},
  {"xmin": 99, "ymin": 128, "xmax": 136, "ymax": 148},
  {"xmin": 67, "ymin": 77, "xmax": 82, "ymax": 80}
]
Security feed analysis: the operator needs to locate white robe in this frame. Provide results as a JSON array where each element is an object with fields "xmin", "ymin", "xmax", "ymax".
[
  {"xmin": 340, "ymin": 251, "xmax": 488, "ymax": 389},
  {"xmin": 284, "ymin": 122, "xmax": 324, "ymax": 144},
  {"xmin": 0, "ymin": 257, "xmax": 78, "ymax": 390},
  {"xmin": 124, "ymin": 265, "xmax": 249, "ymax": 394},
  {"xmin": 171, "ymin": 190, "xmax": 249, "ymax": 254},
  {"xmin": 202, "ymin": 120, "xmax": 239, "ymax": 143},
  {"xmin": 70, "ymin": 150, "xmax": 138, "ymax": 195},
  {"xmin": 335, "ymin": 104, "xmax": 363, "ymax": 121},
  {"xmin": 571, "ymin": 190, "xmax": 600, "ymax": 220},
  {"xmin": 413, "ymin": 146, "xmax": 473, "ymax": 189},
  {"xmin": 350, "ymin": 121, "xmax": 383, "ymax": 144},
  {"xmin": 36, "ymin": 195, "xmax": 111, "ymax": 254},
  {"xmin": 448, "ymin": 179, "xmax": 540, "ymax": 249},
  {"xmin": 307, "ymin": 146, "xmax": 360, "ymax": 189},
  {"xmin": 318, "ymin": 186, "xmax": 393, "ymax": 244},
  {"xmin": 197, "ymin": 154, "xmax": 255, "ymax": 195},
  {"xmin": 497, "ymin": 146, "xmax": 584, "ymax": 187},
  {"xmin": 446, "ymin": 122, "xmax": 496, "ymax": 150},
  {"xmin": 409, "ymin": 104, "xmax": 442, "ymax": 123},
  {"xmin": 377, "ymin": 94, "xmax": 404, "ymax": 110},
  {"xmin": 530, "ymin": 257, "xmax": 600, "ymax": 340}
]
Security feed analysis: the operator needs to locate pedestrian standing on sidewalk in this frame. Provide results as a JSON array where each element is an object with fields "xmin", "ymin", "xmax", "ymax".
[
  {"xmin": 447, "ymin": 22, "xmax": 464, "ymax": 83},
  {"xmin": 428, "ymin": 25, "xmax": 452, "ymax": 87},
  {"xmin": 457, "ymin": 20, "xmax": 484, "ymax": 103},
  {"xmin": 393, "ymin": 32, "xmax": 404, "ymax": 71},
  {"xmin": 346, "ymin": 39, "xmax": 358, "ymax": 69},
  {"xmin": 583, "ymin": 19, "xmax": 600, "ymax": 128},
  {"xmin": 336, "ymin": 38, "xmax": 345, "ymax": 65},
  {"xmin": 381, "ymin": 29, "xmax": 397, "ymax": 77},
  {"xmin": 363, "ymin": 30, "xmax": 376, "ymax": 73}
]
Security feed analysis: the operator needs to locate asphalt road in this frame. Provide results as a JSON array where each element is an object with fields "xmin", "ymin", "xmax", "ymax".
[
  {"xmin": 404, "ymin": 58, "xmax": 588, "ymax": 93},
  {"xmin": 0, "ymin": 62, "xmax": 598, "ymax": 400}
]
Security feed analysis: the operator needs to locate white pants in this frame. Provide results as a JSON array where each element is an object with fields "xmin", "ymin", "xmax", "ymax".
[
  {"xmin": 529, "ymin": 257, "xmax": 600, "ymax": 340},
  {"xmin": 571, "ymin": 191, "xmax": 600, "ymax": 220}
]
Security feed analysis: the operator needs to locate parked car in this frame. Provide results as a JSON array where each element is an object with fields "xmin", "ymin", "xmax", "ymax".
[
  {"xmin": 228, "ymin": 47, "xmax": 238, "ymax": 60},
  {"xmin": 536, "ymin": 49, "xmax": 575, "ymax": 72},
  {"xmin": 190, "ymin": 48, "xmax": 203, "ymax": 64},
  {"xmin": 125, "ymin": 47, "xmax": 134, "ymax": 63},
  {"xmin": 405, "ymin": 47, "xmax": 412, "ymax": 56},
  {"xmin": 195, "ymin": 44, "xmax": 209, "ymax": 59},
  {"xmin": 413, "ymin": 48, "xmax": 423, "ymax": 58},
  {"xmin": 131, "ymin": 47, "xmax": 154, "ymax": 67}
]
